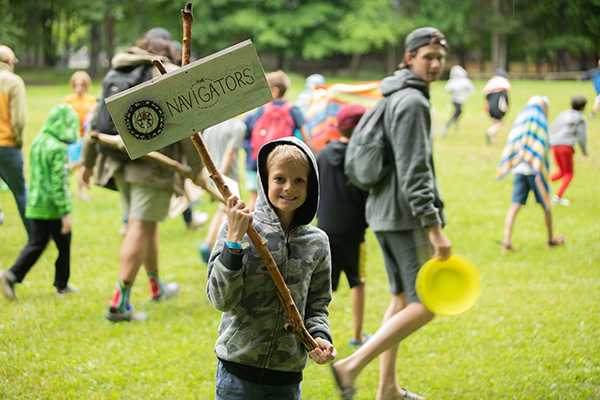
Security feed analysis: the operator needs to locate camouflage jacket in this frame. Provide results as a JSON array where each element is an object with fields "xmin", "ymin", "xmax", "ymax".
[{"xmin": 207, "ymin": 137, "xmax": 332, "ymax": 374}]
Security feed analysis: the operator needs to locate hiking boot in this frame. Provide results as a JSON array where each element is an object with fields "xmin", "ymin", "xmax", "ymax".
[
  {"xmin": 186, "ymin": 211, "xmax": 209, "ymax": 230},
  {"xmin": 105, "ymin": 307, "xmax": 148, "ymax": 322},
  {"xmin": 56, "ymin": 285, "xmax": 80, "ymax": 298},
  {"xmin": 0, "ymin": 270, "xmax": 17, "ymax": 301},
  {"xmin": 151, "ymin": 282, "xmax": 179, "ymax": 302}
]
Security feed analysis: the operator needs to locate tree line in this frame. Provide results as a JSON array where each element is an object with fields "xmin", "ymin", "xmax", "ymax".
[{"xmin": 2, "ymin": 0, "xmax": 599, "ymax": 78}]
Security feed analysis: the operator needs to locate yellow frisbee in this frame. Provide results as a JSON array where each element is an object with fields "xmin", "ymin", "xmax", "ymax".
[{"xmin": 416, "ymin": 254, "xmax": 481, "ymax": 316}]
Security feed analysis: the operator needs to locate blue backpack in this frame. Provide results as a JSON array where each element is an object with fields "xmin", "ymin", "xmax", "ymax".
[{"xmin": 344, "ymin": 97, "xmax": 392, "ymax": 191}]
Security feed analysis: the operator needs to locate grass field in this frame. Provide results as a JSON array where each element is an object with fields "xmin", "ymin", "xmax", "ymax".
[{"xmin": 1, "ymin": 69, "xmax": 599, "ymax": 399}]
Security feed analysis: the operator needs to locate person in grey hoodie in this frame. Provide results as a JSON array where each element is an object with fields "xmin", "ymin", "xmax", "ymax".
[
  {"xmin": 331, "ymin": 27, "xmax": 450, "ymax": 400},
  {"xmin": 441, "ymin": 65, "xmax": 475, "ymax": 137},
  {"xmin": 549, "ymin": 95, "xmax": 588, "ymax": 206},
  {"xmin": 207, "ymin": 137, "xmax": 336, "ymax": 400}
]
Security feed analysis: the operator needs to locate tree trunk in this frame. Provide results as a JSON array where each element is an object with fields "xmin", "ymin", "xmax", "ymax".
[
  {"xmin": 387, "ymin": 42, "xmax": 396, "ymax": 76},
  {"xmin": 105, "ymin": 9, "xmax": 115, "ymax": 68},
  {"xmin": 89, "ymin": 22, "xmax": 102, "ymax": 79},
  {"xmin": 41, "ymin": 3, "xmax": 56, "ymax": 67},
  {"xmin": 555, "ymin": 6, "xmax": 568, "ymax": 71},
  {"xmin": 490, "ymin": 0, "xmax": 508, "ymax": 71},
  {"xmin": 348, "ymin": 53, "xmax": 361, "ymax": 78},
  {"xmin": 25, "ymin": 0, "xmax": 39, "ymax": 67}
]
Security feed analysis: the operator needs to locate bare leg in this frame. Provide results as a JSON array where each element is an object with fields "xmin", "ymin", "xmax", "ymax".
[
  {"xmin": 247, "ymin": 191, "xmax": 258, "ymax": 212},
  {"xmin": 543, "ymin": 205, "xmax": 553, "ymax": 242},
  {"xmin": 332, "ymin": 299, "xmax": 434, "ymax": 399},
  {"xmin": 119, "ymin": 219, "xmax": 159, "ymax": 282},
  {"xmin": 205, "ymin": 208, "xmax": 225, "ymax": 247},
  {"xmin": 351, "ymin": 282, "xmax": 367, "ymax": 342},
  {"xmin": 487, "ymin": 119, "xmax": 503, "ymax": 144},
  {"xmin": 377, "ymin": 294, "xmax": 406, "ymax": 399},
  {"xmin": 503, "ymin": 202, "xmax": 521, "ymax": 247}
]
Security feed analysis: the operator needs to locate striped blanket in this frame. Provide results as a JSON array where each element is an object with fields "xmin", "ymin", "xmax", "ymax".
[
  {"xmin": 304, "ymin": 81, "xmax": 382, "ymax": 152},
  {"xmin": 497, "ymin": 96, "xmax": 551, "ymax": 210}
]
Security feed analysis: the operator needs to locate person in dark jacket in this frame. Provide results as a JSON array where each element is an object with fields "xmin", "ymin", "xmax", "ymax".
[
  {"xmin": 316, "ymin": 104, "xmax": 370, "ymax": 347},
  {"xmin": 331, "ymin": 27, "xmax": 451, "ymax": 400}
]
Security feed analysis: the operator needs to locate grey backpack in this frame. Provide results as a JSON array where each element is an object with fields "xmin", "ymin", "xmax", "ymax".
[{"xmin": 344, "ymin": 96, "xmax": 392, "ymax": 191}]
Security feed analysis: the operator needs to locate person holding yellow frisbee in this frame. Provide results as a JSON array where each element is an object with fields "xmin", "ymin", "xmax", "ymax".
[{"xmin": 331, "ymin": 27, "xmax": 451, "ymax": 400}]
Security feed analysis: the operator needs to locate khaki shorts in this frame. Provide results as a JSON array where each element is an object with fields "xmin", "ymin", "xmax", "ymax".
[
  {"xmin": 375, "ymin": 229, "xmax": 433, "ymax": 303},
  {"xmin": 115, "ymin": 178, "xmax": 172, "ymax": 222}
]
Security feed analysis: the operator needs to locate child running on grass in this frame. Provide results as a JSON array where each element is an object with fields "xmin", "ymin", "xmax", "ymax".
[
  {"xmin": 207, "ymin": 137, "xmax": 336, "ymax": 400},
  {"xmin": 0, "ymin": 104, "xmax": 80, "ymax": 300},
  {"xmin": 497, "ymin": 95, "xmax": 565, "ymax": 253},
  {"xmin": 549, "ymin": 95, "xmax": 588, "ymax": 206}
]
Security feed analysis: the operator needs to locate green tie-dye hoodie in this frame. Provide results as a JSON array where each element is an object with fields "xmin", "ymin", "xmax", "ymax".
[{"xmin": 26, "ymin": 104, "xmax": 79, "ymax": 220}]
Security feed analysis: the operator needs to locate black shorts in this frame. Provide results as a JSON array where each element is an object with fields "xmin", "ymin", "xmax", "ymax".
[
  {"xmin": 487, "ymin": 90, "xmax": 509, "ymax": 120},
  {"xmin": 329, "ymin": 241, "xmax": 366, "ymax": 291}
]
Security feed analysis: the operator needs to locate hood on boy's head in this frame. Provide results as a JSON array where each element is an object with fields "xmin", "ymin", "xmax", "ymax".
[
  {"xmin": 256, "ymin": 137, "xmax": 319, "ymax": 226},
  {"xmin": 449, "ymin": 65, "xmax": 468, "ymax": 79},
  {"xmin": 40, "ymin": 104, "xmax": 80, "ymax": 144}
]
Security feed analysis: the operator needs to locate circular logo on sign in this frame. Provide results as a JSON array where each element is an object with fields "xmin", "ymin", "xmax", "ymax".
[{"xmin": 125, "ymin": 100, "xmax": 165, "ymax": 140}]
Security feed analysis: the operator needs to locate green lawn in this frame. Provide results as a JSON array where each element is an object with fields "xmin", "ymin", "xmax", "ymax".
[{"xmin": 1, "ymin": 71, "xmax": 599, "ymax": 399}]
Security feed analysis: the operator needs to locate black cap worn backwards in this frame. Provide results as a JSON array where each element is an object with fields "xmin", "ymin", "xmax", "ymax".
[{"xmin": 405, "ymin": 27, "xmax": 448, "ymax": 53}]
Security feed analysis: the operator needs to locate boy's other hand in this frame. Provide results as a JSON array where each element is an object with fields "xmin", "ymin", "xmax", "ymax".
[
  {"xmin": 226, "ymin": 195, "xmax": 252, "ymax": 242},
  {"xmin": 60, "ymin": 214, "xmax": 72, "ymax": 235},
  {"xmin": 309, "ymin": 337, "xmax": 337, "ymax": 364}
]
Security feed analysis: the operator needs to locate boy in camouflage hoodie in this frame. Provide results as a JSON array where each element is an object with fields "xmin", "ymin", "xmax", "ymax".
[
  {"xmin": 207, "ymin": 137, "xmax": 336, "ymax": 399},
  {"xmin": 0, "ymin": 104, "xmax": 79, "ymax": 300}
]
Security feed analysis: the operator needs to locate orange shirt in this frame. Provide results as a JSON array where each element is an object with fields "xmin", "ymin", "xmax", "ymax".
[{"xmin": 64, "ymin": 93, "xmax": 97, "ymax": 137}]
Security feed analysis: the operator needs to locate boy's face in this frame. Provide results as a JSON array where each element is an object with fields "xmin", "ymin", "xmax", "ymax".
[
  {"xmin": 406, "ymin": 44, "xmax": 446, "ymax": 85},
  {"xmin": 267, "ymin": 160, "xmax": 309, "ymax": 219}
]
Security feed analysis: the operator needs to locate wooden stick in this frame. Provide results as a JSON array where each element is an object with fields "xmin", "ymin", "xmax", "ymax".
[
  {"xmin": 180, "ymin": 2, "xmax": 318, "ymax": 351},
  {"xmin": 181, "ymin": 3, "xmax": 193, "ymax": 67},
  {"xmin": 90, "ymin": 132, "xmax": 224, "ymax": 204}
]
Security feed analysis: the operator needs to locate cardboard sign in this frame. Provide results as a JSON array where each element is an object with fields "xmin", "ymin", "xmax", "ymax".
[{"xmin": 105, "ymin": 40, "xmax": 272, "ymax": 159}]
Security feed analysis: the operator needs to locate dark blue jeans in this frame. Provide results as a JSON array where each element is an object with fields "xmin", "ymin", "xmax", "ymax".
[
  {"xmin": 0, "ymin": 146, "xmax": 32, "ymax": 238},
  {"xmin": 214, "ymin": 361, "xmax": 301, "ymax": 400}
]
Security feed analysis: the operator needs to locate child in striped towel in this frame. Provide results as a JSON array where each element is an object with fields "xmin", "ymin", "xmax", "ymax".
[{"xmin": 497, "ymin": 95, "xmax": 565, "ymax": 253}]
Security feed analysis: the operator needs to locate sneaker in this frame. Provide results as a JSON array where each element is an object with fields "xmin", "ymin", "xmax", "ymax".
[
  {"xmin": 440, "ymin": 124, "xmax": 448, "ymax": 138},
  {"xmin": 119, "ymin": 223, "xmax": 128, "ymax": 236},
  {"xmin": 0, "ymin": 270, "xmax": 17, "ymax": 301},
  {"xmin": 546, "ymin": 235, "xmax": 566, "ymax": 249},
  {"xmin": 186, "ymin": 211, "xmax": 209, "ymax": 230},
  {"xmin": 56, "ymin": 285, "xmax": 79, "ymax": 298},
  {"xmin": 485, "ymin": 132, "xmax": 491, "ymax": 144},
  {"xmin": 105, "ymin": 307, "xmax": 148, "ymax": 322},
  {"xmin": 589, "ymin": 112, "xmax": 596, "ymax": 120},
  {"xmin": 78, "ymin": 192, "xmax": 90, "ymax": 201},
  {"xmin": 199, "ymin": 242, "xmax": 211, "ymax": 263},
  {"xmin": 551, "ymin": 195, "xmax": 570, "ymax": 206},
  {"xmin": 151, "ymin": 281, "xmax": 179, "ymax": 302},
  {"xmin": 0, "ymin": 207, "xmax": 4, "ymax": 226}
]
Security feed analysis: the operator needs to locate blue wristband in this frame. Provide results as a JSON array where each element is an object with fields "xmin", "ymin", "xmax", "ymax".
[{"xmin": 225, "ymin": 241, "xmax": 244, "ymax": 250}]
